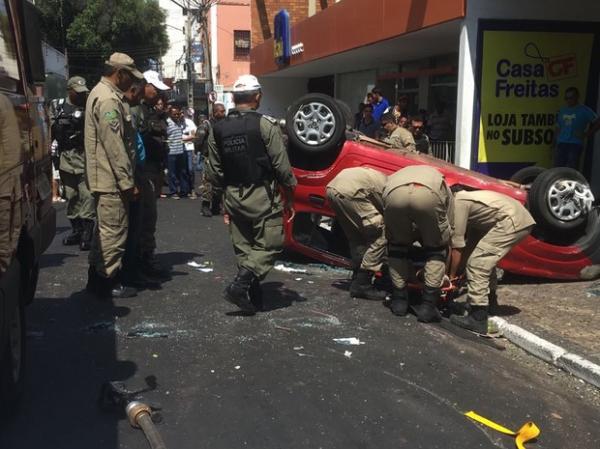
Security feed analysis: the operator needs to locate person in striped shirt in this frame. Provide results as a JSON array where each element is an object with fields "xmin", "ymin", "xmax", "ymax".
[{"xmin": 165, "ymin": 103, "xmax": 190, "ymax": 198}]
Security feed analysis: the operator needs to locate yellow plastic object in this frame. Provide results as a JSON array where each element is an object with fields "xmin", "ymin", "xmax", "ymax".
[{"xmin": 465, "ymin": 411, "xmax": 540, "ymax": 449}]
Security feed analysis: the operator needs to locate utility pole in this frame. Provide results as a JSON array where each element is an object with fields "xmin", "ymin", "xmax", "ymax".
[
  {"xmin": 189, "ymin": 0, "xmax": 219, "ymax": 114},
  {"xmin": 185, "ymin": 1, "xmax": 194, "ymax": 109}
]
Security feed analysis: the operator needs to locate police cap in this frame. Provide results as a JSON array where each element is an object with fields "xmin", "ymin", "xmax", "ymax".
[{"xmin": 67, "ymin": 76, "xmax": 89, "ymax": 93}]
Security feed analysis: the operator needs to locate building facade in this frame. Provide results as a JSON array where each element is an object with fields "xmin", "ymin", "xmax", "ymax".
[
  {"xmin": 210, "ymin": 0, "xmax": 251, "ymax": 93},
  {"xmin": 159, "ymin": 0, "xmax": 251, "ymax": 111},
  {"xmin": 250, "ymin": 0, "xmax": 600, "ymax": 192}
]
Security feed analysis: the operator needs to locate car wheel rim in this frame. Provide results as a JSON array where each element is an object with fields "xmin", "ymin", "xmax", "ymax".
[
  {"xmin": 547, "ymin": 179, "xmax": 594, "ymax": 221},
  {"xmin": 8, "ymin": 306, "xmax": 22, "ymax": 382},
  {"xmin": 292, "ymin": 102, "xmax": 336, "ymax": 146}
]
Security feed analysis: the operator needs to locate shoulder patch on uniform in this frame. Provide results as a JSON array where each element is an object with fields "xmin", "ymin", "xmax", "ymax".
[
  {"xmin": 104, "ymin": 109, "xmax": 119, "ymax": 121},
  {"xmin": 262, "ymin": 114, "xmax": 278, "ymax": 125}
]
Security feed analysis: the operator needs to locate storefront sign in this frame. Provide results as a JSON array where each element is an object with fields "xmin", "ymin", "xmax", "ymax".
[
  {"xmin": 476, "ymin": 28, "xmax": 595, "ymax": 169},
  {"xmin": 274, "ymin": 9, "xmax": 291, "ymax": 67}
]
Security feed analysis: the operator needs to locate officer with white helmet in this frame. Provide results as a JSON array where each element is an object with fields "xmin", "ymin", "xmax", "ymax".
[{"xmin": 206, "ymin": 75, "xmax": 297, "ymax": 315}]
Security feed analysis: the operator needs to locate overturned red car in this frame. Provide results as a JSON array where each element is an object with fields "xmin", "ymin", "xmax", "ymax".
[{"xmin": 280, "ymin": 94, "xmax": 600, "ymax": 281}]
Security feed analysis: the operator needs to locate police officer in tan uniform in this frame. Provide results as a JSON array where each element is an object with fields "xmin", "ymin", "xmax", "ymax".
[
  {"xmin": 206, "ymin": 75, "xmax": 297, "ymax": 315},
  {"xmin": 383, "ymin": 165, "xmax": 453, "ymax": 322},
  {"xmin": 448, "ymin": 189, "xmax": 535, "ymax": 333},
  {"xmin": 380, "ymin": 112, "xmax": 416, "ymax": 152},
  {"xmin": 326, "ymin": 167, "xmax": 387, "ymax": 301},
  {"xmin": 84, "ymin": 53, "xmax": 144, "ymax": 299}
]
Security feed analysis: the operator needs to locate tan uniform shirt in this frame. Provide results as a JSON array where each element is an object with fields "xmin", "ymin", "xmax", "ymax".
[
  {"xmin": 384, "ymin": 165, "xmax": 446, "ymax": 196},
  {"xmin": 384, "ymin": 164, "xmax": 454, "ymax": 228},
  {"xmin": 452, "ymin": 190, "xmax": 536, "ymax": 248},
  {"xmin": 327, "ymin": 167, "xmax": 387, "ymax": 212},
  {"xmin": 84, "ymin": 78, "xmax": 136, "ymax": 193},
  {"xmin": 384, "ymin": 126, "xmax": 416, "ymax": 152}
]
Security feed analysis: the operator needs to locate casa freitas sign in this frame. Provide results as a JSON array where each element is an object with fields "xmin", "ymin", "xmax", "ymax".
[{"xmin": 477, "ymin": 30, "xmax": 594, "ymax": 167}]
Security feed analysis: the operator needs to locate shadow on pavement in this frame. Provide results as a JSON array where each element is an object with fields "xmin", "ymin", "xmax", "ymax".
[
  {"xmin": 261, "ymin": 281, "xmax": 307, "ymax": 311},
  {"xmin": 0, "ymin": 290, "xmax": 137, "ymax": 449},
  {"xmin": 154, "ymin": 251, "xmax": 203, "ymax": 280},
  {"xmin": 40, "ymin": 252, "xmax": 79, "ymax": 268},
  {"xmin": 490, "ymin": 304, "xmax": 521, "ymax": 317}
]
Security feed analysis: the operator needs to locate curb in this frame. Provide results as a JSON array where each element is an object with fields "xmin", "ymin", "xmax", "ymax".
[{"xmin": 490, "ymin": 316, "xmax": 600, "ymax": 389}]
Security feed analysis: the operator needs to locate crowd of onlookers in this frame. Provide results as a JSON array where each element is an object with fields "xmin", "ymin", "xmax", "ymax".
[{"xmin": 353, "ymin": 87, "xmax": 455, "ymax": 155}]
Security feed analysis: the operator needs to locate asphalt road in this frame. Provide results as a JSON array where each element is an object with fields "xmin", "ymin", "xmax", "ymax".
[{"xmin": 1, "ymin": 199, "xmax": 599, "ymax": 449}]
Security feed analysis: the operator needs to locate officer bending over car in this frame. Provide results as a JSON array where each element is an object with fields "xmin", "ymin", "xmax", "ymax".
[
  {"xmin": 383, "ymin": 165, "xmax": 453, "ymax": 322},
  {"xmin": 326, "ymin": 167, "xmax": 388, "ymax": 301},
  {"xmin": 448, "ymin": 188, "xmax": 535, "ymax": 334},
  {"xmin": 50, "ymin": 76, "xmax": 95, "ymax": 250},
  {"xmin": 206, "ymin": 74, "xmax": 297, "ymax": 315}
]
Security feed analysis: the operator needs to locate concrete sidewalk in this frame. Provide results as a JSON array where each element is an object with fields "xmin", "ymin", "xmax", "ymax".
[{"xmin": 492, "ymin": 276, "xmax": 600, "ymax": 387}]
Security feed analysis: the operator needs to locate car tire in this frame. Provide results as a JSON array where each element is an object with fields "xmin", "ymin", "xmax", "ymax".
[
  {"xmin": 0, "ymin": 300, "xmax": 25, "ymax": 417},
  {"xmin": 528, "ymin": 167, "xmax": 593, "ymax": 233},
  {"xmin": 285, "ymin": 93, "xmax": 346, "ymax": 156},
  {"xmin": 510, "ymin": 166, "xmax": 546, "ymax": 185}
]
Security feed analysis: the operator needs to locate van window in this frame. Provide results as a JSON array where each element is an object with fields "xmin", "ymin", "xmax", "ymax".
[{"xmin": 0, "ymin": 0, "xmax": 20, "ymax": 82}]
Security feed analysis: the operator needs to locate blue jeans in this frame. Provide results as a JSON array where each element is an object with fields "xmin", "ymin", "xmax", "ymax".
[
  {"xmin": 167, "ymin": 153, "xmax": 190, "ymax": 196},
  {"xmin": 555, "ymin": 142, "xmax": 583, "ymax": 169},
  {"xmin": 186, "ymin": 151, "xmax": 195, "ymax": 191}
]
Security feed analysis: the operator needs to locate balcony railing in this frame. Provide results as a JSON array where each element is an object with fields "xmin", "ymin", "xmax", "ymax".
[{"xmin": 430, "ymin": 140, "xmax": 455, "ymax": 163}]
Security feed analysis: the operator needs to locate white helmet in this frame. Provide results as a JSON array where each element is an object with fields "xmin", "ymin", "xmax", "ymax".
[{"xmin": 232, "ymin": 74, "xmax": 261, "ymax": 92}]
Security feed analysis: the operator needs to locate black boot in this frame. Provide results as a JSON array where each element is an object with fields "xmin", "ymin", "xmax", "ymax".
[
  {"xmin": 414, "ymin": 286, "xmax": 442, "ymax": 323},
  {"xmin": 79, "ymin": 219, "xmax": 94, "ymax": 251},
  {"xmin": 349, "ymin": 269, "xmax": 388, "ymax": 301},
  {"xmin": 110, "ymin": 273, "xmax": 138, "ymax": 299},
  {"xmin": 94, "ymin": 273, "xmax": 137, "ymax": 300},
  {"xmin": 450, "ymin": 305, "xmax": 488, "ymax": 334},
  {"xmin": 63, "ymin": 219, "xmax": 82, "ymax": 246},
  {"xmin": 224, "ymin": 267, "xmax": 256, "ymax": 314},
  {"xmin": 389, "ymin": 287, "xmax": 409, "ymax": 316},
  {"xmin": 249, "ymin": 277, "xmax": 263, "ymax": 312},
  {"xmin": 201, "ymin": 201, "xmax": 212, "ymax": 217}
]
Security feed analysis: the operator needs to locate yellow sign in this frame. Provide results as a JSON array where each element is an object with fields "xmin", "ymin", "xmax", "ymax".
[{"xmin": 478, "ymin": 31, "xmax": 595, "ymax": 165}]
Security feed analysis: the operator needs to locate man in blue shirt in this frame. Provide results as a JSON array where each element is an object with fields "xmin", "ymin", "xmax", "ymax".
[
  {"xmin": 371, "ymin": 87, "xmax": 390, "ymax": 122},
  {"xmin": 555, "ymin": 87, "xmax": 600, "ymax": 169},
  {"xmin": 357, "ymin": 104, "xmax": 380, "ymax": 138}
]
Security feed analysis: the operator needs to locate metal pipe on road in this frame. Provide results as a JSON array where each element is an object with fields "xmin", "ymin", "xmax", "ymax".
[{"xmin": 126, "ymin": 401, "xmax": 168, "ymax": 449}]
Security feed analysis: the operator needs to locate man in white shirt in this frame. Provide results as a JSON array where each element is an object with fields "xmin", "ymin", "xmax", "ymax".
[{"xmin": 183, "ymin": 108, "xmax": 197, "ymax": 198}]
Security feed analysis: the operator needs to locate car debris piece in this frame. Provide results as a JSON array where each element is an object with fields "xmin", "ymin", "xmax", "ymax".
[
  {"xmin": 333, "ymin": 337, "xmax": 365, "ymax": 346},
  {"xmin": 344, "ymin": 351, "xmax": 352, "ymax": 358},
  {"xmin": 465, "ymin": 410, "xmax": 540, "ymax": 449},
  {"xmin": 274, "ymin": 263, "xmax": 308, "ymax": 274}
]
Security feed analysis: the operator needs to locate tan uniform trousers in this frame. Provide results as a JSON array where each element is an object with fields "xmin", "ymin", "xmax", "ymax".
[
  {"xmin": 384, "ymin": 184, "xmax": 451, "ymax": 289},
  {"xmin": 466, "ymin": 219, "xmax": 533, "ymax": 306},
  {"xmin": 460, "ymin": 229, "xmax": 498, "ymax": 295},
  {"xmin": 326, "ymin": 187, "xmax": 386, "ymax": 272},
  {"xmin": 89, "ymin": 192, "xmax": 129, "ymax": 278}
]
